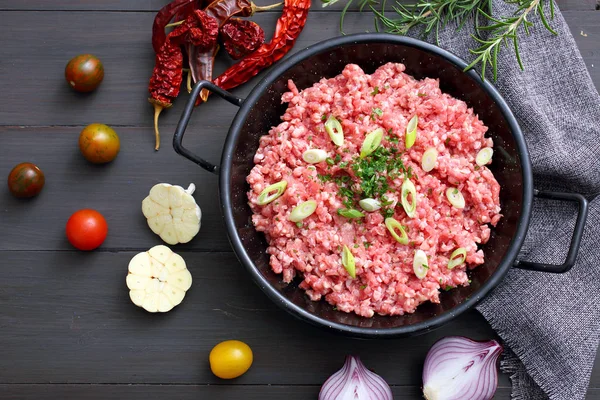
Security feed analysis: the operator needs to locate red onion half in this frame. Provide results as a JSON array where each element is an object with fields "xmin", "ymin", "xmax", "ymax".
[
  {"xmin": 422, "ymin": 336, "xmax": 503, "ymax": 400},
  {"xmin": 319, "ymin": 355, "xmax": 393, "ymax": 400}
]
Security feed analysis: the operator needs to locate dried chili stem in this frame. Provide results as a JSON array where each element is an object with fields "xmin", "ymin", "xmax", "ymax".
[
  {"xmin": 153, "ymin": 102, "xmax": 164, "ymax": 151},
  {"xmin": 251, "ymin": 1, "xmax": 283, "ymax": 12},
  {"xmin": 165, "ymin": 20, "xmax": 186, "ymax": 29},
  {"xmin": 186, "ymin": 69, "xmax": 193, "ymax": 93}
]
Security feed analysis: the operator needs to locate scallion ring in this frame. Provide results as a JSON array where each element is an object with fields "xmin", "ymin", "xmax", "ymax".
[
  {"xmin": 302, "ymin": 149, "xmax": 328, "ymax": 164},
  {"xmin": 476, "ymin": 147, "xmax": 494, "ymax": 166},
  {"xmin": 446, "ymin": 188, "xmax": 465, "ymax": 209},
  {"xmin": 421, "ymin": 147, "xmax": 438, "ymax": 172},
  {"xmin": 413, "ymin": 249, "xmax": 429, "ymax": 279},
  {"xmin": 384, "ymin": 217, "xmax": 408, "ymax": 244},
  {"xmin": 289, "ymin": 200, "xmax": 317, "ymax": 222},
  {"xmin": 325, "ymin": 115, "xmax": 344, "ymax": 146},
  {"xmin": 341, "ymin": 245, "xmax": 356, "ymax": 278},
  {"xmin": 338, "ymin": 208, "xmax": 365, "ymax": 219},
  {"xmin": 359, "ymin": 128, "xmax": 384, "ymax": 159},
  {"xmin": 448, "ymin": 247, "xmax": 467, "ymax": 269},
  {"xmin": 257, "ymin": 180, "xmax": 287, "ymax": 205},
  {"xmin": 401, "ymin": 179, "xmax": 417, "ymax": 218},
  {"xmin": 358, "ymin": 198, "xmax": 381, "ymax": 212},
  {"xmin": 405, "ymin": 115, "xmax": 418, "ymax": 149}
]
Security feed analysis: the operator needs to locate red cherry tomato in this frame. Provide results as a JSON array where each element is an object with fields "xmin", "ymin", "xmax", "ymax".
[
  {"xmin": 65, "ymin": 54, "xmax": 104, "ymax": 93},
  {"xmin": 7, "ymin": 162, "xmax": 45, "ymax": 198},
  {"xmin": 66, "ymin": 209, "xmax": 108, "ymax": 251}
]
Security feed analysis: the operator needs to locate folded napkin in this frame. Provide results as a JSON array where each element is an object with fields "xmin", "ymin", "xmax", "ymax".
[{"xmin": 421, "ymin": 1, "xmax": 600, "ymax": 398}]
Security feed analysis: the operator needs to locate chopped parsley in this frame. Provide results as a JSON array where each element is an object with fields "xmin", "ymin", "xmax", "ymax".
[
  {"xmin": 422, "ymin": 264, "xmax": 429, "ymax": 270},
  {"xmin": 364, "ymin": 241, "xmax": 372, "ymax": 248},
  {"xmin": 383, "ymin": 207, "xmax": 395, "ymax": 218},
  {"xmin": 339, "ymin": 161, "xmax": 348, "ymax": 169},
  {"xmin": 474, "ymin": 165, "xmax": 480, "ymax": 170},
  {"xmin": 321, "ymin": 114, "xmax": 327, "ymax": 122},
  {"xmin": 445, "ymin": 137, "xmax": 451, "ymax": 145},
  {"xmin": 334, "ymin": 154, "xmax": 342, "ymax": 163},
  {"xmin": 326, "ymin": 157, "xmax": 335, "ymax": 166},
  {"xmin": 373, "ymin": 108, "xmax": 383, "ymax": 117},
  {"xmin": 354, "ymin": 243, "xmax": 359, "ymax": 248},
  {"xmin": 388, "ymin": 135, "xmax": 399, "ymax": 144},
  {"xmin": 317, "ymin": 174, "xmax": 332, "ymax": 182},
  {"xmin": 443, "ymin": 285, "xmax": 454, "ymax": 291},
  {"xmin": 307, "ymin": 135, "xmax": 313, "ymax": 141},
  {"xmin": 417, "ymin": 93, "xmax": 427, "ymax": 97},
  {"xmin": 337, "ymin": 208, "xmax": 365, "ymax": 219},
  {"xmin": 371, "ymin": 86, "xmax": 379, "ymax": 96},
  {"xmin": 359, "ymin": 285, "xmax": 368, "ymax": 290},
  {"xmin": 296, "ymin": 222, "xmax": 303, "ymax": 228}
]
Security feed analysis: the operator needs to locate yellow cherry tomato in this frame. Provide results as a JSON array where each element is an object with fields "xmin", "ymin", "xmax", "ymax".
[{"xmin": 209, "ymin": 340, "xmax": 253, "ymax": 379}]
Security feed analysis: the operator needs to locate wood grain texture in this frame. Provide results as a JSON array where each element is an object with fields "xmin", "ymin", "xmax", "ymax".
[
  {"xmin": 0, "ymin": 0, "xmax": 593, "ymax": 11},
  {"xmin": 0, "ymin": 11, "xmax": 597, "ymax": 127},
  {"xmin": 0, "ymin": 126, "xmax": 229, "ymax": 251},
  {"xmin": 0, "ymin": 251, "xmax": 506, "ymax": 385},
  {"xmin": 0, "ymin": 385, "xmax": 520, "ymax": 400}
]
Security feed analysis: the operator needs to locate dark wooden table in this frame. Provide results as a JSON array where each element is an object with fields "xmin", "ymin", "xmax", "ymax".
[{"xmin": 1, "ymin": 1, "xmax": 598, "ymax": 398}]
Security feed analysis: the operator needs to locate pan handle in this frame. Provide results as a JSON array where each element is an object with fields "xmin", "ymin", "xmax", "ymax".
[
  {"xmin": 173, "ymin": 80, "xmax": 244, "ymax": 175},
  {"xmin": 514, "ymin": 190, "xmax": 588, "ymax": 273}
]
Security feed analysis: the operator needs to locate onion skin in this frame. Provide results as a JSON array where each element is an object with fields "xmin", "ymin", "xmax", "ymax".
[
  {"xmin": 319, "ymin": 355, "xmax": 392, "ymax": 400},
  {"xmin": 422, "ymin": 336, "xmax": 503, "ymax": 400}
]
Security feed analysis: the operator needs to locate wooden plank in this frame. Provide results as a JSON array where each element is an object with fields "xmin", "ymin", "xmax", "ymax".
[
  {"xmin": 0, "ymin": 0, "xmax": 590, "ymax": 11},
  {"xmin": 0, "ymin": 250, "xmax": 508, "ymax": 385},
  {"xmin": 0, "ymin": 385, "xmax": 519, "ymax": 399},
  {"xmin": 0, "ymin": 126, "xmax": 231, "ymax": 251},
  {"xmin": 0, "ymin": 11, "xmax": 597, "ymax": 127}
]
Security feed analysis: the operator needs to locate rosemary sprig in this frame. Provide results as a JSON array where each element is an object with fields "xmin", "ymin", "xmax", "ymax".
[{"xmin": 323, "ymin": 0, "xmax": 557, "ymax": 80}]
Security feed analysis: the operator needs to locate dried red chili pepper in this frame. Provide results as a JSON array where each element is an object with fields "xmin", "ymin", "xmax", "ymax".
[
  {"xmin": 212, "ymin": 0, "xmax": 310, "ymax": 92},
  {"xmin": 152, "ymin": 0, "xmax": 197, "ymax": 54},
  {"xmin": 189, "ymin": 0, "xmax": 282, "ymax": 100},
  {"xmin": 148, "ymin": 10, "xmax": 218, "ymax": 150},
  {"xmin": 220, "ymin": 18, "xmax": 265, "ymax": 60}
]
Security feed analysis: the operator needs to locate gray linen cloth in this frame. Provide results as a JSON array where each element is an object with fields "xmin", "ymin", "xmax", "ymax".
[{"xmin": 420, "ymin": 1, "xmax": 600, "ymax": 399}]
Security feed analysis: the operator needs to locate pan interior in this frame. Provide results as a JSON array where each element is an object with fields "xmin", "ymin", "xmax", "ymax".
[{"xmin": 227, "ymin": 41, "xmax": 524, "ymax": 330}]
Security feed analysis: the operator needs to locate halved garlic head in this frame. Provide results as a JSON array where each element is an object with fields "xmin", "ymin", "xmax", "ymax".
[
  {"xmin": 126, "ymin": 245, "xmax": 192, "ymax": 313},
  {"xmin": 142, "ymin": 183, "xmax": 201, "ymax": 245}
]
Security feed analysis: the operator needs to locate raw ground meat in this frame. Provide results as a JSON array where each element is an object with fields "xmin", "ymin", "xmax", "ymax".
[{"xmin": 246, "ymin": 63, "xmax": 501, "ymax": 317}]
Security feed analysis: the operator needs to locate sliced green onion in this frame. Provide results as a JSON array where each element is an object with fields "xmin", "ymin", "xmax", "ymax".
[
  {"xmin": 341, "ymin": 245, "xmax": 356, "ymax": 278},
  {"xmin": 448, "ymin": 247, "xmax": 467, "ymax": 269},
  {"xmin": 446, "ymin": 188, "xmax": 465, "ymax": 209},
  {"xmin": 421, "ymin": 147, "xmax": 438, "ymax": 172},
  {"xmin": 360, "ymin": 128, "xmax": 384, "ymax": 159},
  {"xmin": 401, "ymin": 179, "xmax": 417, "ymax": 218},
  {"xmin": 302, "ymin": 149, "xmax": 328, "ymax": 164},
  {"xmin": 338, "ymin": 208, "xmax": 365, "ymax": 219},
  {"xmin": 384, "ymin": 217, "xmax": 408, "ymax": 244},
  {"xmin": 289, "ymin": 200, "xmax": 317, "ymax": 222},
  {"xmin": 413, "ymin": 249, "xmax": 429, "ymax": 279},
  {"xmin": 405, "ymin": 115, "xmax": 418, "ymax": 149},
  {"xmin": 358, "ymin": 198, "xmax": 381, "ymax": 212},
  {"xmin": 325, "ymin": 116, "xmax": 344, "ymax": 146},
  {"xmin": 257, "ymin": 180, "xmax": 287, "ymax": 205},
  {"xmin": 476, "ymin": 147, "xmax": 494, "ymax": 166}
]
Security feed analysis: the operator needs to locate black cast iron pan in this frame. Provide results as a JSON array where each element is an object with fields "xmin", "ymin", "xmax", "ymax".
[{"xmin": 172, "ymin": 34, "xmax": 588, "ymax": 338}]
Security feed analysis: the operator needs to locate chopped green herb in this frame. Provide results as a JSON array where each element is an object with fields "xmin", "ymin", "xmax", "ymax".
[
  {"xmin": 371, "ymin": 86, "xmax": 379, "ymax": 96},
  {"xmin": 409, "ymin": 241, "xmax": 415, "ymax": 247},
  {"xmin": 321, "ymin": 114, "xmax": 327, "ymax": 122},
  {"xmin": 333, "ymin": 306, "xmax": 338, "ymax": 310},
  {"xmin": 417, "ymin": 93, "xmax": 427, "ymax": 97},
  {"xmin": 334, "ymin": 154, "xmax": 342, "ymax": 163},
  {"xmin": 326, "ymin": 158, "xmax": 335, "ymax": 166},
  {"xmin": 444, "ymin": 285, "xmax": 453, "ymax": 291},
  {"xmin": 296, "ymin": 222, "xmax": 303, "ymax": 228},
  {"xmin": 383, "ymin": 207, "xmax": 395, "ymax": 218},
  {"xmin": 275, "ymin": 217, "xmax": 280, "ymax": 221},
  {"xmin": 359, "ymin": 285, "xmax": 368, "ymax": 290},
  {"xmin": 364, "ymin": 241, "xmax": 372, "ymax": 248},
  {"xmin": 317, "ymin": 174, "xmax": 332, "ymax": 182},
  {"xmin": 474, "ymin": 165, "xmax": 480, "ymax": 170},
  {"xmin": 373, "ymin": 108, "xmax": 383, "ymax": 117},
  {"xmin": 339, "ymin": 162, "xmax": 348, "ymax": 169},
  {"xmin": 468, "ymin": 279, "xmax": 472, "ymax": 284},
  {"xmin": 384, "ymin": 84, "xmax": 390, "ymax": 89},
  {"xmin": 354, "ymin": 243, "xmax": 359, "ymax": 248},
  {"xmin": 453, "ymin": 188, "xmax": 459, "ymax": 194},
  {"xmin": 307, "ymin": 135, "xmax": 313, "ymax": 141},
  {"xmin": 445, "ymin": 138, "xmax": 451, "ymax": 145},
  {"xmin": 422, "ymin": 264, "xmax": 429, "ymax": 269},
  {"xmin": 389, "ymin": 136, "xmax": 399, "ymax": 144},
  {"xmin": 336, "ymin": 245, "xmax": 342, "ymax": 251},
  {"xmin": 337, "ymin": 208, "xmax": 365, "ymax": 219},
  {"xmin": 439, "ymin": 278, "xmax": 443, "ymax": 284}
]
